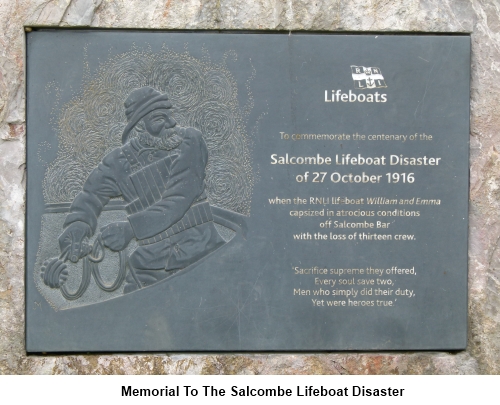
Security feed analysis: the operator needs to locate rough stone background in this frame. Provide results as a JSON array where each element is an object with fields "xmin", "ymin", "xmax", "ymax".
[{"xmin": 0, "ymin": 0, "xmax": 498, "ymax": 374}]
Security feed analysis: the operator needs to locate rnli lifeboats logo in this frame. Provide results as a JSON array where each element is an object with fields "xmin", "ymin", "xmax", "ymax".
[{"xmin": 351, "ymin": 66, "xmax": 387, "ymax": 89}]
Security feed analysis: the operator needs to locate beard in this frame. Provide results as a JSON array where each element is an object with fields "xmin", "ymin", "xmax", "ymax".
[{"xmin": 137, "ymin": 126, "xmax": 183, "ymax": 150}]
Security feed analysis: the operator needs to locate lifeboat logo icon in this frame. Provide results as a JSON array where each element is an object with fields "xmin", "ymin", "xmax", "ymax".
[{"xmin": 351, "ymin": 66, "xmax": 387, "ymax": 89}]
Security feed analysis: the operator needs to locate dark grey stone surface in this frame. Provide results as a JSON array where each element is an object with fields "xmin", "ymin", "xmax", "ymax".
[{"xmin": 26, "ymin": 30, "xmax": 470, "ymax": 352}]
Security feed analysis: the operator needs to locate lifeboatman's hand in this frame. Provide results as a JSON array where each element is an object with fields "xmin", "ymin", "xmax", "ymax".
[
  {"xmin": 58, "ymin": 221, "xmax": 92, "ymax": 263},
  {"xmin": 100, "ymin": 221, "xmax": 134, "ymax": 252}
]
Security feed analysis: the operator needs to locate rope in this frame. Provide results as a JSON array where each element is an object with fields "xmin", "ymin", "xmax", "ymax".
[
  {"xmin": 52, "ymin": 234, "xmax": 128, "ymax": 299},
  {"xmin": 90, "ymin": 236, "xmax": 128, "ymax": 292}
]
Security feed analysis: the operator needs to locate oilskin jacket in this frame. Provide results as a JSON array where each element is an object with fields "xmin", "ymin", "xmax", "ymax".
[{"xmin": 64, "ymin": 127, "xmax": 224, "ymax": 290}]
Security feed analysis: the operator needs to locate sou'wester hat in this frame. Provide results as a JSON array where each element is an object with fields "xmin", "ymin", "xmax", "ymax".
[{"xmin": 121, "ymin": 87, "xmax": 173, "ymax": 144}]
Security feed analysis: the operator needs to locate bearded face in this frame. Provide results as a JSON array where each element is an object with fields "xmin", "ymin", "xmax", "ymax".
[
  {"xmin": 143, "ymin": 109, "xmax": 177, "ymax": 135},
  {"xmin": 135, "ymin": 108, "xmax": 182, "ymax": 150}
]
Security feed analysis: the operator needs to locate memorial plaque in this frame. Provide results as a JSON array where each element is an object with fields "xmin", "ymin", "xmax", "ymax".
[{"xmin": 26, "ymin": 30, "xmax": 470, "ymax": 352}]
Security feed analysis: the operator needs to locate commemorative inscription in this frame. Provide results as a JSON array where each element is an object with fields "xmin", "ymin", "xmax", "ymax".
[{"xmin": 26, "ymin": 31, "xmax": 470, "ymax": 351}]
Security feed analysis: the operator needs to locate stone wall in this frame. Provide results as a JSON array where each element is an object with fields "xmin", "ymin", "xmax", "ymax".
[{"xmin": 0, "ymin": 0, "xmax": 498, "ymax": 374}]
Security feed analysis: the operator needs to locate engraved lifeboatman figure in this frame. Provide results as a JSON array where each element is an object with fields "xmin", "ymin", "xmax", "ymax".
[{"xmin": 58, "ymin": 87, "xmax": 225, "ymax": 293}]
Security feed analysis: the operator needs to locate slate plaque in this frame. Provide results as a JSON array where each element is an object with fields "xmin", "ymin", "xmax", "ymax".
[{"xmin": 26, "ymin": 30, "xmax": 470, "ymax": 352}]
